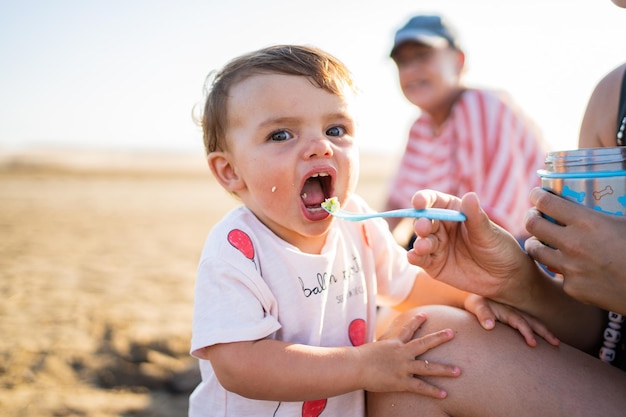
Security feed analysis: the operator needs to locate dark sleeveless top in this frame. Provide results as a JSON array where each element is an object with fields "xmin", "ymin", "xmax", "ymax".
[
  {"xmin": 617, "ymin": 67, "xmax": 626, "ymax": 146},
  {"xmin": 600, "ymin": 66, "xmax": 626, "ymax": 371}
]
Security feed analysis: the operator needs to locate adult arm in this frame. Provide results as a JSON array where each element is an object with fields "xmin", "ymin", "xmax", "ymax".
[{"xmin": 408, "ymin": 189, "xmax": 603, "ymax": 351}]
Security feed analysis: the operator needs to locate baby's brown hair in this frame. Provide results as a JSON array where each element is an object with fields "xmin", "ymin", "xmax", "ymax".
[{"xmin": 201, "ymin": 45, "xmax": 356, "ymax": 155}]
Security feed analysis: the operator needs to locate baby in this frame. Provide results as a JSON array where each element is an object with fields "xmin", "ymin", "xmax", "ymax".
[{"xmin": 189, "ymin": 44, "xmax": 555, "ymax": 416}]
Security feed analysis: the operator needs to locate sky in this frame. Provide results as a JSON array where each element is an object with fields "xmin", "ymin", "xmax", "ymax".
[{"xmin": 1, "ymin": 0, "xmax": 625, "ymax": 156}]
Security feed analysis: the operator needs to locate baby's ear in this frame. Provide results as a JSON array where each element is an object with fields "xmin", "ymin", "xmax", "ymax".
[{"xmin": 207, "ymin": 152, "xmax": 245, "ymax": 192}]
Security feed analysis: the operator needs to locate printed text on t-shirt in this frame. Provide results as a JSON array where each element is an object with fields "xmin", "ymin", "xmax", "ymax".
[{"xmin": 297, "ymin": 254, "xmax": 363, "ymax": 303}]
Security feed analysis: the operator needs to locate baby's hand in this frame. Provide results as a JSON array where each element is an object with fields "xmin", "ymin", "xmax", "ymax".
[
  {"xmin": 464, "ymin": 294, "xmax": 560, "ymax": 347},
  {"xmin": 362, "ymin": 312, "xmax": 460, "ymax": 399}
]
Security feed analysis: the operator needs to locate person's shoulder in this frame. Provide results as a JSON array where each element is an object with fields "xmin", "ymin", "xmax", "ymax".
[
  {"xmin": 205, "ymin": 206, "xmax": 260, "ymax": 242},
  {"xmin": 469, "ymin": 87, "xmax": 514, "ymax": 105},
  {"xmin": 200, "ymin": 205, "xmax": 277, "ymax": 267},
  {"xmin": 579, "ymin": 62, "xmax": 626, "ymax": 148},
  {"xmin": 457, "ymin": 88, "xmax": 515, "ymax": 111},
  {"xmin": 210, "ymin": 205, "xmax": 250, "ymax": 225},
  {"xmin": 593, "ymin": 63, "xmax": 626, "ymax": 98},
  {"xmin": 456, "ymin": 88, "xmax": 527, "ymax": 121}
]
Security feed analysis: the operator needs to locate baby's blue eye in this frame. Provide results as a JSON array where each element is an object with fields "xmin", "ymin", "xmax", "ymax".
[
  {"xmin": 326, "ymin": 126, "xmax": 346, "ymax": 137},
  {"xmin": 269, "ymin": 130, "xmax": 292, "ymax": 142}
]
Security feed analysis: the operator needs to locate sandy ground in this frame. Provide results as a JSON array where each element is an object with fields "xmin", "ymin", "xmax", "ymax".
[{"xmin": 0, "ymin": 148, "xmax": 397, "ymax": 417}]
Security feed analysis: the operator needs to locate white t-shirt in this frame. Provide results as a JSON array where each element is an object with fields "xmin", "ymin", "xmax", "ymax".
[{"xmin": 189, "ymin": 194, "xmax": 418, "ymax": 416}]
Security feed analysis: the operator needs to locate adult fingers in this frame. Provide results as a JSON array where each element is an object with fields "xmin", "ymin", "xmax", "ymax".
[
  {"xmin": 411, "ymin": 189, "xmax": 459, "ymax": 211},
  {"xmin": 524, "ymin": 206, "xmax": 567, "ymax": 251},
  {"xmin": 524, "ymin": 236, "xmax": 563, "ymax": 273},
  {"xmin": 528, "ymin": 188, "xmax": 588, "ymax": 229}
]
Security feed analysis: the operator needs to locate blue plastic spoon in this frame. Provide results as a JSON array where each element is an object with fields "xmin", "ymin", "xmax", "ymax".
[{"xmin": 322, "ymin": 206, "xmax": 466, "ymax": 222}]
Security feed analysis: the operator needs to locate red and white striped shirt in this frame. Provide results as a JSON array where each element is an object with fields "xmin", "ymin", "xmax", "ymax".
[{"xmin": 387, "ymin": 89, "xmax": 549, "ymax": 238}]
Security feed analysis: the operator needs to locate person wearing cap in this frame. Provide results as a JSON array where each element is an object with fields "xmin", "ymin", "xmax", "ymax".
[{"xmin": 384, "ymin": 14, "xmax": 549, "ymax": 248}]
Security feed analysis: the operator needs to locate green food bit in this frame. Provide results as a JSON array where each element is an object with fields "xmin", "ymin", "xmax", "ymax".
[{"xmin": 321, "ymin": 197, "xmax": 340, "ymax": 213}]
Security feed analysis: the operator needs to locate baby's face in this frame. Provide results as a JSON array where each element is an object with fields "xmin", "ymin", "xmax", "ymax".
[{"xmin": 224, "ymin": 73, "xmax": 359, "ymax": 253}]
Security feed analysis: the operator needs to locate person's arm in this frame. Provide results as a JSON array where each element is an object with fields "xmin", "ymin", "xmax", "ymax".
[
  {"xmin": 197, "ymin": 313, "xmax": 460, "ymax": 401},
  {"xmin": 408, "ymin": 189, "xmax": 603, "ymax": 351},
  {"xmin": 525, "ymin": 187, "xmax": 626, "ymax": 317},
  {"xmin": 578, "ymin": 63, "xmax": 626, "ymax": 149}
]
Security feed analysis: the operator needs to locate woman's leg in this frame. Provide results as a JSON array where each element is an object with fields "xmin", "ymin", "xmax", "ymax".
[{"xmin": 368, "ymin": 305, "xmax": 626, "ymax": 417}]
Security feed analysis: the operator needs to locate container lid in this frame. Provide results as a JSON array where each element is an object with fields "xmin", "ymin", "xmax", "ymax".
[
  {"xmin": 538, "ymin": 169, "xmax": 626, "ymax": 179},
  {"xmin": 543, "ymin": 147, "xmax": 626, "ymax": 173}
]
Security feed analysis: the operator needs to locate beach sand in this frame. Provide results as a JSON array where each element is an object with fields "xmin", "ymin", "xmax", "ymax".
[{"xmin": 0, "ymin": 148, "xmax": 398, "ymax": 417}]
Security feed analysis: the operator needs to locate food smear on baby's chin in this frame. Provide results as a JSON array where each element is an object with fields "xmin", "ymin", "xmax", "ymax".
[{"xmin": 321, "ymin": 197, "xmax": 340, "ymax": 213}]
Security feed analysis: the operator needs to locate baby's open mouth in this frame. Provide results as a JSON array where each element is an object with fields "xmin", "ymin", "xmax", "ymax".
[{"xmin": 300, "ymin": 173, "xmax": 332, "ymax": 209}]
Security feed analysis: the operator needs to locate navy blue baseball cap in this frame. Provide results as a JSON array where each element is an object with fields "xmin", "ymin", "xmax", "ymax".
[{"xmin": 390, "ymin": 14, "xmax": 460, "ymax": 56}]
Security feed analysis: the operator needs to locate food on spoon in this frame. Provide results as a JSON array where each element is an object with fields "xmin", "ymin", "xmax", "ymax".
[{"xmin": 321, "ymin": 197, "xmax": 340, "ymax": 213}]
